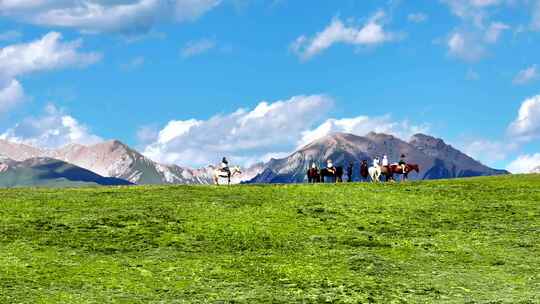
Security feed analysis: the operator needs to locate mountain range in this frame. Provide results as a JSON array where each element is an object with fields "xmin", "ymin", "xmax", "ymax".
[
  {"xmin": 0, "ymin": 157, "xmax": 132, "ymax": 187},
  {"xmin": 1, "ymin": 132, "xmax": 510, "ymax": 187},
  {"xmin": 249, "ymin": 132, "xmax": 509, "ymax": 183}
]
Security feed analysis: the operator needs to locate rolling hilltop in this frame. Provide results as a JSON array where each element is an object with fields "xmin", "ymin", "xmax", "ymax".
[
  {"xmin": 0, "ymin": 175, "xmax": 538, "ymax": 302},
  {"xmin": 1, "ymin": 132, "xmax": 508, "ymax": 186},
  {"xmin": 0, "ymin": 157, "xmax": 132, "ymax": 187},
  {"xmin": 250, "ymin": 132, "xmax": 508, "ymax": 183}
]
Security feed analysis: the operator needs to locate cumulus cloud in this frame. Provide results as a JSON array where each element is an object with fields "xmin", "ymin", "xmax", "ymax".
[
  {"xmin": 461, "ymin": 139, "xmax": 517, "ymax": 166},
  {"xmin": 446, "ymin": 22, "xmax": 508, "ymax": 61},
  {"xmin": 142, "ymin": 95, "xmax": 333, "ymax": 167},
  {"xmin": 441, "ymin": 0, "xmax": 511, "ymax": 61},
  {"xmin": 180, "ymin": 38, "xmax": 216, "ymax": 58},
  {"xmin": 442, "ymin": 0, "xmax": 502, "ymax": 26},
  {"xmin": 513, "ymin": 65, "xmax": 538, "ymax": 85},
  {"xmin": 298, "ymin": 115, "xmax": 429, "ymax": 148},
  {"xmin": 508, "ymin": 95, "xmax": 540, "ymax": 141},
  {"xmin": 0, "ymin": 79, "xmax": 25, "ymax": 113},
  {"xmin": 0, "ymin": 104, "xmax": 102, "ymax": 149},
  {"xmin": 291, "ymin": 12, "xmax": 398, "ymax": 60},
  {"xmin": 0, "ymin": 31, "xmax": 100, "ymax": 112},
  {"xmin": 141, "ymin": 95, "xmax": 428, "ymax": 167},
  {"xmin": 0, "ymin": 0, "xmax": 221, "ymax": 34},
  {"xmin": 0, "ymin": 31, "xmax": 101, "ymax": 78},
  {"xmin": 447, "ymin": 31, "xmax": 486, "ymax": 61},
  {"xmin": 506, "ymin": 153, "xmax": 540, "ymax": 173}
]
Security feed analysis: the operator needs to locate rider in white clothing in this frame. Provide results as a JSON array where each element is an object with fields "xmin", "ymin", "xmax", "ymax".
[
  {"xmin": 327, "ymin": 159, "xmax": 335, "ymax": 174},
  {"xmin": 382, "ymin": 155, "xmax": 389, "ymax": 167},
  {"xmin": 373, "ymin": 157, "xmax": 380, "ymax": 168}
]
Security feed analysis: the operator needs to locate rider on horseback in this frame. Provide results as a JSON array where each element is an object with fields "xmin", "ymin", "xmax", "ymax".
[
  {"xmin": 221, "ymin": 157, "xmax": 230, "ymax": 175},
  {"xmin": 382, "ymin": 155, "xmax": 389, "ymax": 167},
  {"xmin": 399, "ymin": 154, "xmax": 407, "ymax": 174},
  {"xmin": 373, "ymin": 156, "xmax": 380, "ymax": 168},
  {"xmin": 327, "ymin": 159, "xmax": 336, "ymax": 175}
]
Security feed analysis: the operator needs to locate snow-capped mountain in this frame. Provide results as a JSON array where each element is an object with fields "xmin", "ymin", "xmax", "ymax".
[{"xmin": 248, "ymin": 132, "xmax": 509, "ymax": 183}]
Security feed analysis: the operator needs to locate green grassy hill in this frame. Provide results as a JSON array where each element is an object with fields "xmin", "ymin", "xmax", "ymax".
[{"xmin": 1, "ymin": 175, "xmax": 539, "ymax": 303}]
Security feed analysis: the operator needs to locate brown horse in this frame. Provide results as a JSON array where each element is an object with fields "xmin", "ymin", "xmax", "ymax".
[{"xmin": 381, "ymin": 164, "xmax": 420, "ymax": 181}]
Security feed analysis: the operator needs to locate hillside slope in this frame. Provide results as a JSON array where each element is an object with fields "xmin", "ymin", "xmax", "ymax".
[
  {"xmin": 0, "ymin": 175, "xmax": 538, "ymax": 303},
  {"xmin": 0, "ymin": 157, "xmax": 133, "ymax": 187}
]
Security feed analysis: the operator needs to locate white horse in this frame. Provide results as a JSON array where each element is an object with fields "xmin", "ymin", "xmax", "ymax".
[
  {"xmin": 213, "ymin": 166, "xmax": 242, "ymax": 185},
  {"xmin": 368, "ymin": 166, "xmax": 381, "ymax": 182}
]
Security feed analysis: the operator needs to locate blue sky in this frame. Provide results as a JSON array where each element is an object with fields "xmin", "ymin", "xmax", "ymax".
[{"xmin": 0, "ymin": 0, "xmax": 539, "ymax": 172}]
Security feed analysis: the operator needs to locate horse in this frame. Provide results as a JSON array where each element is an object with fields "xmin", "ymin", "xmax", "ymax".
[
  {"xmin": 307, "ymin": 167, "xmax": 321, "ymax": 183},
  {"xmin": 360, "ymin": 162, "xmax": 369, "ymax": 182},
  {"xmin": 382, "ymin": 164, "xmax": 420, "ymax": 182},
  {"xmin": 213, "ymin": 166, "xmax": 242, "ymax": 185},
  {"xmin": 368, "ymin": 166, "xmax": 381, "ymax": 182},
  {"xmin": 320, "ymin": 166, "xmax": 343, "ymax": 183}
]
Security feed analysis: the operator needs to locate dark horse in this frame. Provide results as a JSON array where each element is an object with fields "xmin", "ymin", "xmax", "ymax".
[
  {"xmin": 381, "ymin": 164, "xmax": 420, "ymax": 181},
  {"xmin": 320, "ymin": 166, "xmax": 344, "ymax": 183},
  {"xmin": 307, "ymin": 167, "xmax": 321, "ymax": 183},
  {"xmin": 360, "ymin": 162, "xmax": 369, "ymax": 182}
]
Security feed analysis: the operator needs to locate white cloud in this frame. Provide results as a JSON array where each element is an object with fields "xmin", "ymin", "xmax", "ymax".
[
  {"xmin": 408, "ymin": 13, "xmax": 428, "ymax": 23},
  {"xmin": 441, "ymin": 1, "xmax": 511, "ymax": 61},
  {"xmin": 506, "ymin": 153, "xmax": 540, "ymax": 173},
  {"xmin": 461, "ymin": 139, "xmax": 517, "ymax": 166},
  {"xmin": 508, "ymin": 95, "xmax": 540, "ymax": 141},
  {"xmin": 445, "ymin": 22, "xmax": 508, "ymax": 62},
  {"xmin": 141, "ymin": 95, "xmax": 428, "ymax": 167},
  {"xmin": 0, "ymin": 79, "xmax": 25, "ymax": 113},
  {"xmin": 442, "ymin": 0, "xmax": 502, "ymax": 26},
  {"xmin": 142, "ymin": 95, "xmax": 333, "ymax": 167},
  {"xmin": 447, "ymin": 31, "xmax": 486, "ymax": 61},
  {"xmin": 180, "ymin": 38, "xmax": 216, "ymax": 58},
  {"xmin": 0, "ymin": 31, "xmax": 100, "ymax": 112},
  {"xmin": 298, "ymin": 115, "xmax": 429, "ymax": 148},
  {"xmin": 0, "ymin": 31, "xmax": 101, "ymax": 78},
  {"xmin": 484, "ymin": 22, "xmax": 509, "ymax": 43},
  {"xmin": 0, "ymin": 104, "xmax": 102, "ymax": 149},
  {"xmin": 291, "ymin": 12, "xmax": 397, "ymax": 60},
  {"xmin": 0, "ymin": 0, "xmax": 221, "ymax": 34},
  {"xmin": 513, "ymin": 65, "xmax": 538, "ymax": 85}
]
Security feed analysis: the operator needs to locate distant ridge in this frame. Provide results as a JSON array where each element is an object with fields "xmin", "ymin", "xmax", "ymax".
[
  {"xmin": 0, "ymin": 132, "xmax": 509, "ymax": 186},
  {"xmin": 0, "ymin": 157, "xmax": 133, "ymax": 187},
  {"xmin": 0, "ymin": 139, "xmax": 261, "ymax": 185},
  {"xmin": 248, "ymin": 132, "xmax": 509, "ymax": 183}
]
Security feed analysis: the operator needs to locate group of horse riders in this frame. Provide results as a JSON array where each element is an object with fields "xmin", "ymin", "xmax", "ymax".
[
  {"xmin": 373, "ymin": 154, "xmax": 408, "ymax": 174},
  {"xmin": 315, "ymin": 154, "xmax": 408, "ymax": 175},
  {"xmin": 307, "ymin": 153, "xmax": 412, "ymax": 183}
]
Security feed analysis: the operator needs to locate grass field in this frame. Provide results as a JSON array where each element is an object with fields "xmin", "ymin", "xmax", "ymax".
[{"xmin": 0, "ymin": 175, "xmax": 539, "ymax": 303}]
